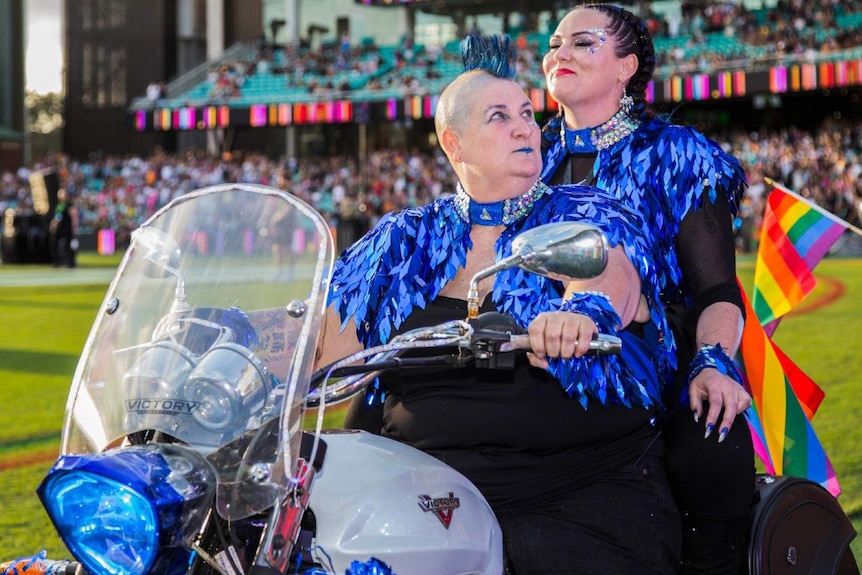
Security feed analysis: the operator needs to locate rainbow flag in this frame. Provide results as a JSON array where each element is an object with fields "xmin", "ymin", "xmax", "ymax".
[
  {"xmin": 752, "ymin": 186, "xmax": 849, "ymax": 335},
  {"xmin": 737, "ymin": 287, "xmax": 840, "ymax": 496}
]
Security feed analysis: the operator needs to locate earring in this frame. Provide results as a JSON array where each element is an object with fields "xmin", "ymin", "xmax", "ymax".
[
  {"xmin": 619, "ymin": 87, "xmax": 634, "ymax": 116},
  {"xmin": 559, "ymin": 108, "xmax": 567, "ymax": 149}
]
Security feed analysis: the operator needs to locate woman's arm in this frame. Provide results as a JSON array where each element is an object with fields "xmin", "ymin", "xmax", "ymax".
[
  {"xmin": 313, "ymin": 305, "xmax": 386, "ymax": 433},
  {"xmin": 314, "ymin": 304, "xmax": 364, "ymax": 371},
  {"xmin": 528, "ymin": 245, "xmax": 644, "ymax": 366},
  {"xmin": 563, "ymin": 244, "xmax": 647, "ymax": 328},
  {"xmin": 688, "ymin": 301, "xmax": 751, "ymax": 441},
  {"xmin": 677, "ymin": 194, "xmax": 752, "ymax": 440}
]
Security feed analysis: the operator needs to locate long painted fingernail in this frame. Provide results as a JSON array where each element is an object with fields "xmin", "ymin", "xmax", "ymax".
[
  {"xmin": 704, "ymin": 423, "xmax": 714, "ymax": 439},
  {"xmin": 693, "ymin": 411, "xmax": 699, "ymax": 424},
  {"xmin": 718, "ymin": 427, "xmax": 729, "ymax": 443}
]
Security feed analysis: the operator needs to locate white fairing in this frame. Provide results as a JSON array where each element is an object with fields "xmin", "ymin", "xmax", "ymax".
[{"xmin": 307, "ymin": 430, "xmax": 504, "ymax": 575}]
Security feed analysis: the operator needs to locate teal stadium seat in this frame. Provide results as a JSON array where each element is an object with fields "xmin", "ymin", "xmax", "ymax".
[{"xmin": 130, "ymin": 8, "xmax": 862, "ymax": 110}]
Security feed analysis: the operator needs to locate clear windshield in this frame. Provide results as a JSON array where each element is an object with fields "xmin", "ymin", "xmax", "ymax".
[{"xmin": 59, "ymin": 184, "xmax": 334, "ymax": 520}]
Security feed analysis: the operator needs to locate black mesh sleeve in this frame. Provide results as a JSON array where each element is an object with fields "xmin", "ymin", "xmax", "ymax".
[{"xmin": 675, "ymin": 191, "xmax": 745, "ymax": 319}]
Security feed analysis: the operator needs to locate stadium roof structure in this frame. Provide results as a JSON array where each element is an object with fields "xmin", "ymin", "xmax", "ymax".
[{"xmin": 353, "ymin": 0, "xmax": 629, "ymax": 17}]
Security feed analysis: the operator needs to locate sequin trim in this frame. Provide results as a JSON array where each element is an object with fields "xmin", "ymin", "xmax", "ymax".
[
  {"xmin": 685, "ymin": 344, "xmax": 743, "ymax": 387},
  {"xmin": 541, "ymin": 117, "xmax": 746, "ymax": 388},
  {"xmin": 542, "ymin": 116, "xmax": 746, "ymax": 308},
  {"xmin": 560, "ymin": 108, "xmax": 641, "ymax": 153},
  {"xmin": 328, "ymin": 186, "xmax": 671, "ymax": 409},
  {"xmin": 453, "ymin": 180, "xmax": 551, "ymax": 226},
  {"xmin": 549, "ymin": 291, "xmax": 663, "ymax": 409}
]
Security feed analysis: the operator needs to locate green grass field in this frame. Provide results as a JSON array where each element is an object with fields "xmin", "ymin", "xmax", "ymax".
[{"xmin": 0, "ymin": 251, "xmax": 859, "ymax": 567}]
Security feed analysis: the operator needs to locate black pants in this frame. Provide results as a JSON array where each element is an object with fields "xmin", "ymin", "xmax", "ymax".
[
  {"xmin": 498, "ymin": 449, "xmax": 681, "ymax": 575},
  {"xmin": 346, "ymin": 307, "xmax": 758, "ymax": 574},
  {"xmin": 665, "ymin": 405, "xmax": 755, "ymax": 575},
  {"xmin": 664, "ymin": 305, "xmax": 756, "ymax": 575}
]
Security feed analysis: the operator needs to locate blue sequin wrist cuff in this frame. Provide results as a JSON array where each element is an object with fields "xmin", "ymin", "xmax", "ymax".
[
  {"xmin": 558, "ymin": 291, "xmax": 621, "ymax": 334},
  {"xmin": 547, "ymin": 292, "xmax": 656, "ymax": 409},
  {"xmin": 684, "ymin": 344, "xmax": 743, "ymax": 388}
]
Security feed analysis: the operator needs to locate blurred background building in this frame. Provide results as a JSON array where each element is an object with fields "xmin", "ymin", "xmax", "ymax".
[
  {"xmin": 0, "ymin": 0, "xmax": 26, "ymax": 171},
  {"xmin": 58, "ymin": 0, "xmax": 862, "ymax": 160}
]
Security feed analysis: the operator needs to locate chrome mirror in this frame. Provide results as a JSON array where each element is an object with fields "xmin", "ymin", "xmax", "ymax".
[
  {"xmin": 132, "ymin": 226, "xmax": 190, "ymax": 313},
  {"xmin": 467, "ymin": 222, "xmax": 608, "ymax": 318}
]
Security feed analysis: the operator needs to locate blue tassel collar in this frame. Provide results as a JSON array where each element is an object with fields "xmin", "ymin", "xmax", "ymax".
[
  {"xmin": 453, "ymin": 180, "xmax": 550, "ymax": 226},
  {"xmin": 561, "ymin": 126, "xmax": 597, "ymax": 153},
  {"xmin": 560, "ymin": 108, "xmax": 641, "ymax": 153}
]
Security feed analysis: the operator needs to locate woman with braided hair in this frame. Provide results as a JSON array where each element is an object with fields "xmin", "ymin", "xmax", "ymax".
[{"xmin": 541, "ymin": 4, "xmax": 755, "ymax": 574}]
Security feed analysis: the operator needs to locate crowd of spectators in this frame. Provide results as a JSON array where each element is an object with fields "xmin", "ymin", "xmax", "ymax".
[
  {"xmin": 134, "ymin": 1, "xmax": 862, "ymax": 107},
  {"xmin": 652, "ymin": 0, "xmax": 862, "ymax": 76},
  {"xmin": 722, "ymin": 117, "xmax": 862, "ymax": 251},
  {"xmin": 278, "ymin": 36, "xmax": 394, "ymax": 97},
  {"xmin": 0, "ymin": 147, "xmax": 458, "ymax": 250},
  {"xmin": 183, "ymin": 0, "xmax": 862, "ymax": 102},
  {"xmin": 2, "ymin": 117, "xmax": 861, "ymax": 254}
]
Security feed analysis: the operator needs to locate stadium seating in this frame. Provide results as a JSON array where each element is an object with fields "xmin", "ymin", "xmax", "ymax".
[{"xmin": 128, "ymin": 5, "xmax": 862, "ymax": 111}]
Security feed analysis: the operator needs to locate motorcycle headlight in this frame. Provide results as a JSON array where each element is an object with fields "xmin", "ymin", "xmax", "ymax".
[
  {"xmin": 122, "ymin": 341, "xmax": 197, "ymax": 436},
  {"xmin": 37, "ymin": 444, "xmax": 216, "ymax": 575},
  {"xmin": 123, "ymin": 341, "xmax": 197, "ymax": 398},
  {"xmin": 183, "ymin": 342, "xmax": 273, "ymax": 440}
]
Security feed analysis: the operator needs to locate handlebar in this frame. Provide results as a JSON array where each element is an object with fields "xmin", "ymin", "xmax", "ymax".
[
  {"xmin": 306, "ymin": 314, "xmax": 622, "ymax": 408},
  {"xmin": 500, "ymin": 333, "xmax": 622, "ymax": 354}
]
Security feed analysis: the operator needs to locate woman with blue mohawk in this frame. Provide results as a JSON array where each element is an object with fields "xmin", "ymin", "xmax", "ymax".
[{"xmin": 317, "ymin": 35, "xmax": 682, "ymax": 574}]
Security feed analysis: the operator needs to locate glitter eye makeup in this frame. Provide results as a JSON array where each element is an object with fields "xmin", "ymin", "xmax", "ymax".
[
  {"xmin": 576, "ymin": 28, "xmax": 607, "ymax": 54},
  {"xmin": 548, "ymin": 28, "xmax": 608, "ymax": 55}
]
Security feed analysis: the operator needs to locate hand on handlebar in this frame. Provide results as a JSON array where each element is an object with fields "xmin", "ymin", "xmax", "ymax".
[{"xmin": 525, "ymin": 311, "xmax": 599, "ymax": 370}]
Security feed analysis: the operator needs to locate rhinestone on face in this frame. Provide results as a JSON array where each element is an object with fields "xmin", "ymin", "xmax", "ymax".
[{"xmin": 584, "ymin": 28, "xmax": 607, "ymax": 55}]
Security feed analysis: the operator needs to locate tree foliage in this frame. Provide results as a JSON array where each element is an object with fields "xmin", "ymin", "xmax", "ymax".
[
  {"xmin": 25, "ymin": 91, "xmax": 64, "ymax": 158},
  {"xmin": 25, "ymin": 91, "xmax": 64, "ymax": 135}
]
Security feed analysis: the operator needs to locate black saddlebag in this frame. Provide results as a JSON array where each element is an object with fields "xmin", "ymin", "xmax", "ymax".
[{"xmin": 748, "ymin": 474, "xmax": 858, "ymax": 575}]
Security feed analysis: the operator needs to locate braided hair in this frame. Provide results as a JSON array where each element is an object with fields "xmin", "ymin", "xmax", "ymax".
[{"xmin": 580, "ymin": 3, "xmax": 657, "ymax": 122}]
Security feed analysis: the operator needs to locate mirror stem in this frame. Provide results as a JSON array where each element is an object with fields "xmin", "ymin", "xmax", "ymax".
[
  {"xmin": 171, "ymin": 278, "xmax": 192, "ymax": 313},
  {"xmin": 466, "ymin": 252, "xmax": 525, "ymax": 319}
]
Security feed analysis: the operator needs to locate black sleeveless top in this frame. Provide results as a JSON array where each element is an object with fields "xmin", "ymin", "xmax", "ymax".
[{"xmin": 375, "ymin": 295, "xmax": 659, "ymax": 511}]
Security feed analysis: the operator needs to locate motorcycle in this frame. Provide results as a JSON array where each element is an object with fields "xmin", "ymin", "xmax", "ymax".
[
  {"xmin": 32, "ymin": 183, "xmax": 617, "ymax": 575},
  {"xmin": 32, "ymin": 183, "xmax": 858, "ymax": 575}
]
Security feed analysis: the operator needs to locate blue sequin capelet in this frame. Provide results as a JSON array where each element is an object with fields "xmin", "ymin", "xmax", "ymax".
[
  {"xmin": 541, "ymin": 116, "xmax": 747, "ymax": 306},
  {"xmin": 327, "ymin": 185, "xmax": 672, "ymax": 409}
]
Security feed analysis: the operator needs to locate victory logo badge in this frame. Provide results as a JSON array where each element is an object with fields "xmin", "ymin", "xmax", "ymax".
[{"xmin": 417, "ymin": 492, "xmax": 461, "ymax": 529}]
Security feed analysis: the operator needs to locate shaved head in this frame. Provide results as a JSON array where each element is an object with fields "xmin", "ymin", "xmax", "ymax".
[
  {"xmin": 432, "ymin": 69, "xmax": 542, "ymax": 195},
  {"xmin": 435, "ymin": 70, "xmax": 501, "ymax": 141}
]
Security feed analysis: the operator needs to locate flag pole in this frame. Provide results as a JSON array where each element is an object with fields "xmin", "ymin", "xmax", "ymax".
[{"xmin": 764, "ymin": 176, "xmax": 862, "ymax": 237}]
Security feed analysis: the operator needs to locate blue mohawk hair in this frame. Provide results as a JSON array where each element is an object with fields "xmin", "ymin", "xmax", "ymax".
[{"xmin": 460, "ymin": 34, "xmax": 516, "ymax": 79}]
